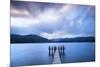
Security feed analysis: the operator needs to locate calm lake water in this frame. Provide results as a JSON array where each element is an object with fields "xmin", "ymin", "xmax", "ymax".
[{"xmin": 11, "ymin": 42, "xmax": 95, "ymax": 67}]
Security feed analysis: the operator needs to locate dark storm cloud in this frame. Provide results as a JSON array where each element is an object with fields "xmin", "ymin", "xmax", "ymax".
[{"xmin": 11, "ymin": 1, "xmax": 65, "ymax": 17}]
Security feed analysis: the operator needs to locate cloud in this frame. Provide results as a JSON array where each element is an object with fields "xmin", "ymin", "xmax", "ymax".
[
  {"xmin": 11, "ymin": 7, "xmax": 30, "ymax": 17},
  {"xmin": 40, "ymin": 31, "xmax": 86, "ymax": 39},
  {"xmin": 11, "ymin": 1, "xmax": 95, "ymax": 38},
  {"xmin": 10, "ymin": 1, "xmax": 66, "ymax": 17},
  {"xmin": 11, "ymin": 17, "xmax": 40, "ymax": 27},
  {"xmin": 40, "ymin": 31, "xmax": 67, "ymax": 39},
  {"xmin": 11, "ymin": 3, "xmax": 71, "ymax": 27}
]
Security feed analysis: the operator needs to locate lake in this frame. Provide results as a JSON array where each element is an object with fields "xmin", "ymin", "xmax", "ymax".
[{"xmin": 10, "ymin": 42, "xmax": 95, "ymax": 67}]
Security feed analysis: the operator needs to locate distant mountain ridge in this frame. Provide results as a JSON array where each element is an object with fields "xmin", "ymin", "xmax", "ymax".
[
  {"xmin": 10, "ymin": 34, "xmax": 95, "ymax": 43},
  {"xmin": 51, "ymin": 37, "xmax": 95, "ymax": 42},
  {"xmin": 11, "ymin": 34, "xmax": 50, "ymax": 43}
]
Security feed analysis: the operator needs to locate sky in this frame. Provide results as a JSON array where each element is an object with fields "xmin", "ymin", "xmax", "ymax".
[{"xmin": 11, "ymin": 1, "xmax": 95, "ymax": 39}]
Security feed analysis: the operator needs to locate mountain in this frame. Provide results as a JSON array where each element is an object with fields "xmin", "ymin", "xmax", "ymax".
[
  {"xmin": 51, "ymin": 37, "xmax": 95, "ymax": 42},
  {"xmin": 11, "ymin": 34, "xmax": 51, "ymax": 43},
  {"xmin": 10, "ymin": 34, "xmax": 95, "ymax": 43}
]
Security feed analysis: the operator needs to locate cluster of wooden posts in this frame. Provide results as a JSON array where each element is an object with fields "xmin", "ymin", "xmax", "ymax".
[{"xmin": 48, "ymin": 45, "xmax": 65, "ymax": 57}]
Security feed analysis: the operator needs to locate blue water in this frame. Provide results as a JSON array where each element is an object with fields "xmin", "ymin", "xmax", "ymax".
[{"xmin": 11, "ymin": 42, "xmax": 95, "ymax": 66}]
